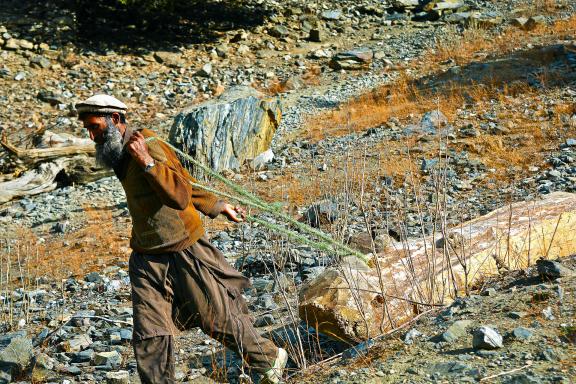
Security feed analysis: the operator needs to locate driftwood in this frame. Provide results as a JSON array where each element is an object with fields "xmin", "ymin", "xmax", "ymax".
[
  {"xmin": 0, "ymin": 131, "xmax": 110, "ymax": 204},
  {"xmin": 1, "ymin": 131, "xmax": 94, "ymax": 166},
  {"xmin": 0, "ymin": 155, "xmax": 112, "ymax": 204},
  {"xmin": 299, "ymin": 192, "xmax": 576, "ymax": 342}
]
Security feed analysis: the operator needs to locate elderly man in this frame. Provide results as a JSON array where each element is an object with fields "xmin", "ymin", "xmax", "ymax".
[{"xmin": 76, "ymin": 94, "xmax": 287, "ymax": 383}]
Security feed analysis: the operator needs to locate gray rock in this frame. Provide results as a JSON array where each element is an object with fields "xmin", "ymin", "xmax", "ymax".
[
  {"xmin": 93, "ymin": 351, "xmax": 122, "ymax": 368},
  {"xmin": 106, "ymin": 370, "xmax": 130, "ymax": 384},
  {"xmin": 270, "ymin": 25, "xmax": 290, "ymax": 38},
  {"xmin": 510, "ymin": 327, "xmax": 533, "ymax": 341},
  {"xmin": 329, "ymin": 48, "xmax": 373, "ymax": 70},
  {"xmin": 195, "ymin": 63, "xmax": 212, "ymax": 78},
  {"xmin": 153, "ymin": 51, "xmax": 184, "ymax": 68},
  {"xmin": 254, "ymin": 314, "xmax": 275, "ymax": 327},
  {"xmin": 430, "ymin": 361, "xmax": 470, "ymax": 376},
  {"xmin": 169, "ymin": 86, "xmax": 281, "ymax": 171},
  {"xmin": 252, "ymin": 278, "xmax": 274, "ymax": 293},
  {"xmin": 542, "ymin": 306, "xmax": 555, "ymax": 320},
  {"xmin": 420, "ymin": 110, "xmax": 448, "ymax": 133},
  {"xmin": 472, "ymin": 326, "xmax": 503, "ymax": 350},
  {"xmin": 70, "ymin": 348, "xmax": 94, "ymax": 363},
  {"xmin": 256, "ymin": 294, "xmax": 278, "ymax": 310},
  {"xmin": 321, "ymin": 10, "xmax": 342, "ymax": 20},
  {"xmin": 85, "ymin": 271, "xmax": 103, "ymax": 283},
  {"xmin": 503, "ymin": 373, "xmax": 542, "ymax": 384},
  {"xmin": 539, "ymin": 347, "xmax": 562, "ymax": 362},
  {"xmin": 508, "ymin": 311, "xmax": 528, "ymax": 319},
  {"xmin": 0, "ymin": 332, "xmax": 33, "ymax": 382},
  {"xmin": 439, "ymin": 320, "xmax": 472, "ymax": 343},
  {"xmin": 301, "ymin": 199, "xmax": 339, "ymax": 228},
  {"xmin": 536, "ymin": 259, "xmax": 574, "ymax": 279},
  {"xmin": 29, "ymin": 55, "xmax": 51, "ymax": 69},
  {"xmin": 525, "ymin": 15, "xmax": 546, "ymax": 31},
  {"xmin": 251, "ymin": 149, "xmax": 274, "ymax": 170},
  {"xmin": 14, "ymin": 71, "xmax": 26, "ymax": 81},
  {"xmin": 404, "ymin": 328, "xmax": 423, "ymax": 345},
  {"xmin": 391, "ymin": 0, "xmax": 420, "ymax": 9},
  {"xmin": 309, "ymin": 29, "xmax": 323, "ymax": 42},
  {"xmin": 62, "ymin": 334, "xmax": 92, "ymax": 352},
  {"xmin": 342, "ymin": 339, "xmax": 374, "ymax": 359}
]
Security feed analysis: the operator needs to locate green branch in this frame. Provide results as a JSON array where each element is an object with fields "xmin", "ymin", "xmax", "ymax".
[{"xmin": 145, "ymin": 136, "xmax": 369, "ymax": 263}]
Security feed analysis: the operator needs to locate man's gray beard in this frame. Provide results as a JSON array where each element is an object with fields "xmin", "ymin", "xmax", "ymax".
[{"xmin": 95, "ymin": 118, "xmax": 124, "ymax": 169}]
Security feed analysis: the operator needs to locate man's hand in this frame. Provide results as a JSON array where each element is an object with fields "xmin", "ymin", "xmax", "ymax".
[
  {"xmin": 126, "ymin": 131, "xmax": 154, "ymax": 168},
  {"xmin": 221, "ymin": 204, "xmax": 246, "ymax": 223}
]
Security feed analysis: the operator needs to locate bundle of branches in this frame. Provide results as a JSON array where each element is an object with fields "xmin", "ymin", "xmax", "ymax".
[{"xmin": 146, "ymin": 137, "xmax": 370, "ymax": 264}]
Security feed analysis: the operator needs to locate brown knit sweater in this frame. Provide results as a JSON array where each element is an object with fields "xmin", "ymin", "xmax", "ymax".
[{"xmin": 116, "ymin": 128, "xmax": 224, "ymax": 254}]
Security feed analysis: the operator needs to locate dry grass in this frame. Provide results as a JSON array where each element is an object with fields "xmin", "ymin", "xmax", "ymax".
[{"xmin": 303, "ymin": 14, "xmax": 576, "ymax": 144}]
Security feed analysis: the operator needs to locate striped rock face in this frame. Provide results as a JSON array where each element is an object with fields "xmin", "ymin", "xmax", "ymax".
[
  {"xmin": 168, "ymin": 86, "xmax": 281, "ymax": 172},
  {"xmin": 299, "ymin": 192, "xmax": 576, "ymax": 342}
]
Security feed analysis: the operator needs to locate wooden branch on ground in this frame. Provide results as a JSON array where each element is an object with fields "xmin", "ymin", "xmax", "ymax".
[{"xmin": 1, "ymin": 133, "xmax": 95, "ymax": 166}]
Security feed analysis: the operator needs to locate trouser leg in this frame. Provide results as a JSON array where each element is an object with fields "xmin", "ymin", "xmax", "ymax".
[
  {"xmin": 133, "ymin": 335, "xmax": 175, "ymax": 384},
  {"xmin": 173, "ymin": 242, "xmax": 279, "ymax": 373},
  {"xmin": 129, "ymin": 252, "xmax": 178, "ymax": 384}
]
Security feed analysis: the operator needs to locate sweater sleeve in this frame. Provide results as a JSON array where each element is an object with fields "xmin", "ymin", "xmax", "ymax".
[
  {"xmin": 144, "ymin": 137, "xmax": 224, "ymax": 217},
  {"xmin": 142, "ymin": 152, "xmax": 192, "ymax": 211}
]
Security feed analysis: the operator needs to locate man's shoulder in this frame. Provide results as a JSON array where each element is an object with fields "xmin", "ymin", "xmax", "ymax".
[{"xmin": 140, "ymin": 128, "xmax": 157, "ymax": 138}]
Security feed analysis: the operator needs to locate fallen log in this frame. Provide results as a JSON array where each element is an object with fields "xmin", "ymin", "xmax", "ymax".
[
  {"xmin": 0, "ymin": 155, "xmax": 111, "ymax": 204},
  {"xmin": 1, "ymin": 131, "xmax": 94, "ymax": 166},
  {"xmin": 299, "ymin": 192, "xmax": 576, "ymax": 343}
]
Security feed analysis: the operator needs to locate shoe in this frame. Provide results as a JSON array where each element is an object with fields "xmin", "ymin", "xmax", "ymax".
[{"xmin": 259, "ymin": 347, "xmax": 288, "ymax": 384}]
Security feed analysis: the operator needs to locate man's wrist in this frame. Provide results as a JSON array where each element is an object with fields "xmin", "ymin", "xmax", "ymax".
[{"xmin": 143, "ymin": 160, "xmax": 156, "ymax": 172}]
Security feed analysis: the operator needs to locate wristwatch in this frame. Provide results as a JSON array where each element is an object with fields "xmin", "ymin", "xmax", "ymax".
[{"xmin": 144, "ymin": 161, "xmax": 156, "ymax": 172}]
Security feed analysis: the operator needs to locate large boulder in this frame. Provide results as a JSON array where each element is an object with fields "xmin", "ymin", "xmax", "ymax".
[
  {"xmin": 168, "ymin": 86, "xmax": 281, "ymax": 172},
  {"xmin": 0, "ymin": 331, "xmax": 33, "ymax": 383},
  {"xmin": 299, "ymin": 192, "xmax": 576, "ymax": 342}
]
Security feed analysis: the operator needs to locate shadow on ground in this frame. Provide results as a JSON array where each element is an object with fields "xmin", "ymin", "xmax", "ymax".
[
  {"xmin": 0, "ymin": 0, "xmax": 272, "ymax": 53},
  {"xmin": 415, "ymin": 43, "xmax": 576, "ymax": 95}
]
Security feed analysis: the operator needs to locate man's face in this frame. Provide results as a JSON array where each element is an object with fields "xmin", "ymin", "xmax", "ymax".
[
  {"xmin": 81, "ymin": 114, "xmax": 125, "ymax": 169},
  {"xmin": 82, "ymin": 115, "xmax": 108, "ymax": 144}
]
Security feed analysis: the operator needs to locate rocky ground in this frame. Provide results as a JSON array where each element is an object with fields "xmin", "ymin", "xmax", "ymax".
[{"xmin": 0, "ymin": 0, "xmax": 576, "ymax": 383}]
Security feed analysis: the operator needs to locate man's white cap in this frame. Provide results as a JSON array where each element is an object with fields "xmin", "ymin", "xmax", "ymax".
[{"xmin": 76, "ymin": 94, "xmax": 127, "ymax": 115}]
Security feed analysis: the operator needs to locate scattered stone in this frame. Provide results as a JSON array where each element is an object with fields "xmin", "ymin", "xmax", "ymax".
[
  {"xmin": 300, "ymin": 199, "xmax": 339, "ymax": 227},
  {"xmin": 93, "ymin": 351, "xmax": 123, "ymax": 368},
  {"xmin": 525, "ymin": 15, "xmax": 546, "ymax": 30},
  {"xmin": 321, "ymin": 10, "xmax": 342, "ymax": 20},
  {"xmin": 0, "ymin": 332, "xmax": 33, "ymax": 382},
  {"xmin": 510, "ymin": 327, "xmax": 533, "ymax": 341},
  {"xmin": 61, "ymin": 334, "xmax": 92, "ymax": 352},
  {"xmin": 430, "ymin": 361, "xmax": 470, "ymax": 377},
  {"xmin": 153, "ymin": 51, "xmax": 184, "ymax": 68},
  {"xmin": 439, "ymin": 320, "xmax": 473, "ymax": 343},
  {"xmin": 269, "ymin": 25, "xmax": 289, "ymax": 38},
  {"xmin": 30, "ymin": 56, "xmax": 51, "ymax": 69},
  {"xmin": 536, "ymin": 259, "xmax": 575, "ymax": 279},
  {"xmin": 106, "ymin": 370, "xmax": 130, "ymax": 384},
  {"xmin": 254, "ymin": 314, "xmax": 275, "ymax": 327},
  {"xmin": 250, "ymin": 149, "xmax": 274, "ymax": 170},
  {"xmin": 195, "ymin": 63, "xmax": 212, "ymax": 78},
  {"xmin": 472, "ymin": 326, "xmax": 503, "ymax": 350},
  {"xmin": 404, "ymin": 329, "xmax": 424, "ymax": 345},
  {"xmin": 508, "ymin": 311, "xmax": 528, "ymax": 319},
  {"xmin": 342, "ymin": 339, "xmax": 375, "ymax": 359},
  {"xmin": 542, "ymin": 306, "xmax": 555, "ymax": 320},
  {"xmin": 309, "ymin": 29, "xmax": 323, "ymax": 42},
  {"xmin": 329, "ymin": 48, "xmax": 373, "ymax": 70},
  {"xmin": 85, "ymin": 271, "xmax": 103, "ymax": 283}
]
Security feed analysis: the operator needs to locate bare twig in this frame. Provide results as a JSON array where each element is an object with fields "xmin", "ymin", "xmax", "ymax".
[{"xmin": 479, "ymin": 363, "xmax": 532, "ymax": 382}]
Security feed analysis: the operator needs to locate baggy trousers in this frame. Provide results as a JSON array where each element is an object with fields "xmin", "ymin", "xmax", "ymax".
[{"xmin": 129, "ymin": 237, "xmax": 278, "ymax": 383}]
